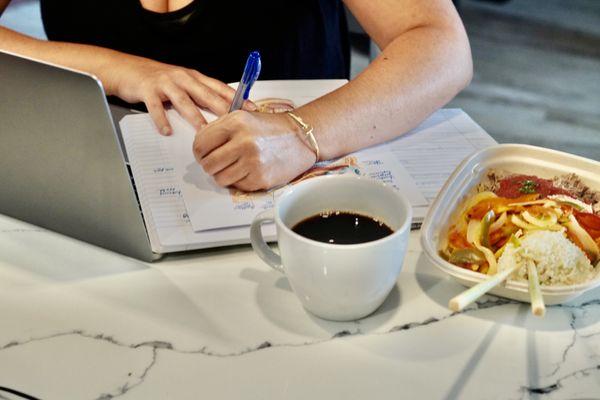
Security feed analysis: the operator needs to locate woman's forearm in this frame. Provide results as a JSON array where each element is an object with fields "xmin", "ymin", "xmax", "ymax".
[
  {"xmin": 0, "ymin": 26, "xmax": 147, "ymax": 95},
  {"xmin": 191, "ymin": 20, "xmax": 473, "ymax": 192},
  {"xmin": 296, "ymin": 23, "xmax": 473, "ymax": 161}
]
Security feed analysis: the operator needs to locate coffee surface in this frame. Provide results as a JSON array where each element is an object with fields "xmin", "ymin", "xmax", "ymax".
[{"xmin": 291, "ymin": 211, "xmax": 393, "ymax": 245}]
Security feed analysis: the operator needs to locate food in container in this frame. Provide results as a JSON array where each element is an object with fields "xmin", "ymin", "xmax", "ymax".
[
  {"xmin": 440, "ymin": 169, "xmax": 600, "ymax": 282},
  {"xmin": 420, "ymin": 144, "xmax": 600, "ymax": 304}
]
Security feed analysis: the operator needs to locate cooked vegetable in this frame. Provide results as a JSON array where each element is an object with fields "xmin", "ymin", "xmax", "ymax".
[
  {"xmin": 508, "ymin": 199, "xmax": 556, "ymax": 207},
  {"xmin": 548, "ymin": 195, "xmax": 593, "ymax": 213},
  {"xmin": 521, "ymin": 209, "xmax": 557, "ymax": 228},
  {"xmin": 494, "ymin": 234, "xmax": 521, "ymax": 259},
  {"xmin": 510, "ymin": 214, "xmax": 563, "ymax": 232},
  {"xmin": 458, "ymin": 191, "xmax": 497, "ymax": 222},
  {"xmin": 464, "ymin": 218, "xmax": 497, "ymax": 274},
  {"xmin": 466, "ymin": 219, "xmax": 481, "ymax": 245},
  {"xmin": 449, "ymin": 248, "xmax": 486, "ymax": 265},
  {"xmin": 489, "ymin": 212, "xmax": 507, "ymax": 233},
  {"xmin": 480, "ymin": 210, "xmax": 495, "ymax": 248},
  {"xmin": 477, "ymin": 244, "xmax": 498, "ymax": 275},
  {"xmin": 565, "ymin": 214, "xmax": 599, "ymax": 263},
  {"xmin": 509, "ymin": 215, "xmax": 532, "ymax": 231}
]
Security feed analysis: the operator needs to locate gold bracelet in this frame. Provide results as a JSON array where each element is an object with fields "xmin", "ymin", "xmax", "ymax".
[{"xmin": 286, "ymin": 111, "xmax": 320, "ymax": 162}]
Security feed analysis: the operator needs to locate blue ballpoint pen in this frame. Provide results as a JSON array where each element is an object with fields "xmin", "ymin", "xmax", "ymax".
[{"xmin": 229, "ymin": 51, "xmax": 261, "ymax": 112}]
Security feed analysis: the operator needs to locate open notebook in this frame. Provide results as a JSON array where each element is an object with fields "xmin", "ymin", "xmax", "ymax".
[{"xmin": 120, "ymin": 80, "xmax": 496, "ymax": 253}]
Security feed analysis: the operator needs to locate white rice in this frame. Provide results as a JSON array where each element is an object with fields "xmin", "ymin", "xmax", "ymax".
[{"xmin": 498, "ymin": 230, "xmax": 597, "ymax": 285}]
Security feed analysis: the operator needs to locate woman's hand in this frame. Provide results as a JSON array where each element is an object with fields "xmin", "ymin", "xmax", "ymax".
[
  {"xmin": 193, "ymin": 111, "xmax": 316, "ymax": 191},
  {"xmin": 112, "ymin": 56, "xmax": 256, "ymax": 135}
]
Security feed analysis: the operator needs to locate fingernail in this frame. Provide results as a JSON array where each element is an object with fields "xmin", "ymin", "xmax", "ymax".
[
  {"xmin": 247, "ymin": 102, "xmax": 258, "ymax": 111},
  {"xmin": 162, "ymin": 126, "xmax": 171, "ymax": 136}
]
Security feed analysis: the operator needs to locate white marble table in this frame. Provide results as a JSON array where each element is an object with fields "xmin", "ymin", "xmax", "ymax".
[{"xmin": 1, "ymin": 214, "xmax": 599, "ymax": 400}]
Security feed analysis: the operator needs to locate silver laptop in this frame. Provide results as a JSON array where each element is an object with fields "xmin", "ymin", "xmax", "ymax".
[{"xmin": 0, "ymin": 50, "xmax": 159, "ymax": 261}]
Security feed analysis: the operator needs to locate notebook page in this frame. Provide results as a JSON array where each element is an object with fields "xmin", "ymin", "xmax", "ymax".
[
  {"xmin": 120, "ymin": 115, "xmax": 274, "ymax": 252},
  {"xmin": 442, "ymin": 109, "xmax": 497, "ymax": 150},
  {"xmin": 364, "ymin": 109, "xmax": 496, "ymax": 204}
]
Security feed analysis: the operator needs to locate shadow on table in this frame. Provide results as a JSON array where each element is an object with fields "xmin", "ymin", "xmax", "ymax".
[
  {"xmin": 438, "ymin": 304, "xmax": 546, "ymax": 400},
  {"xmin": 414, "ymin": 252, "xmax": 600, "ymax": 331},
  {"xmin": 240, "ymin": 267, "xmax": 402, "ymax": 337},
  {"xmin": 441, "ymin": 319, "xmax": 502, "ymax": 400}
]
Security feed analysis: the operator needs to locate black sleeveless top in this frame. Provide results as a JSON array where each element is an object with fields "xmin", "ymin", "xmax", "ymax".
[{"xmin": 40, "ymin": 0, "xmax": 350, "ymax": 83}]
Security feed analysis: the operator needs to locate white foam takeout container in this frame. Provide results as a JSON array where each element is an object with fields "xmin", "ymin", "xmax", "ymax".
[{"xmin": 420, "ymin": 144, "xmax": 600, "ymax": 305}]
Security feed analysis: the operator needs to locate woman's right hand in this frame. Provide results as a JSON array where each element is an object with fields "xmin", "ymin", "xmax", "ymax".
[{"xmin": 112, "ymin": 56, "xmax": 255, "ymax": 135}]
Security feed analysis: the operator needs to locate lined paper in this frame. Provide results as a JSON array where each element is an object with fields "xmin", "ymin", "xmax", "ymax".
[{"xmin": 396, "ymin": 109, "xmax": 495, "ymax": 202}]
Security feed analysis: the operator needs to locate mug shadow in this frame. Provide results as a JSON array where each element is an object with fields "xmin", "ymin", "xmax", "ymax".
[
  {"xmin": 240, "ymin": 267, "xmax": 402, "ymax": 337},
  {"xmin": 414, "ymin": 252, "xmax": 598, "ymax": 331}
]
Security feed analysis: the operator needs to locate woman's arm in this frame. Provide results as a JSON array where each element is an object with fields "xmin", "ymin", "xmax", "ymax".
[
  {"xmin": 302, "ymin": 0, "xmax": 473, "ymax": 159},
  {"xmin": 0, "ymin": 25, "xmax": 253, "ymax": 134},
  {"xmin": 193, "ymin": 0, "xmax": 472, "ymax": 191}
]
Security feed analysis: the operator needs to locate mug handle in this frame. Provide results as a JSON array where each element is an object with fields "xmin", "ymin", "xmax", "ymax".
[{"xmin": 250, "ymin": 209, "xmax": 283, "ymax": 273}]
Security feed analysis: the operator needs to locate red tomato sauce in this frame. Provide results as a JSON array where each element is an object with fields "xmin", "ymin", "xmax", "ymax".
[{"xmin": 495, "ymin": 175, "xmax": 572, "ymax": 198}]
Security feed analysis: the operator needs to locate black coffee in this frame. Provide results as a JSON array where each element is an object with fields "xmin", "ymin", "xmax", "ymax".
[{"xmin": 291, "ymin": 211, "xmax": 394, "ymax": 245}]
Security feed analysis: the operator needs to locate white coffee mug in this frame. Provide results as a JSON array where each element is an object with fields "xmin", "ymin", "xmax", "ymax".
[{"xmin": 250, "ymin": 175, "xmax": 412, "ymax": 321}]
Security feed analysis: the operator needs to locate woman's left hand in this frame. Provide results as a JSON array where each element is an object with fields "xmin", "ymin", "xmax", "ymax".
[{"xmin": 193, "ymin": 111, "xmax": 316, "ymax": 191}]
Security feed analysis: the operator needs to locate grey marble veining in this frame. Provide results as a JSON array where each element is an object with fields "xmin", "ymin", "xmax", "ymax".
[{"xmin": 0, "ymin": 297, "xmax": 523, "ymax": 400}]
